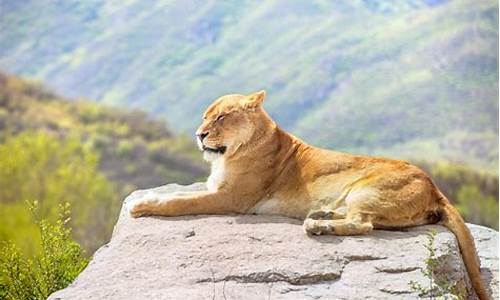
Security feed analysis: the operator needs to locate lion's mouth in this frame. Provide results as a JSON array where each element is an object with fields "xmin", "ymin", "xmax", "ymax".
[{"xmin": 202, "ymin": 145, "xmax": 227, "ymax": 154}]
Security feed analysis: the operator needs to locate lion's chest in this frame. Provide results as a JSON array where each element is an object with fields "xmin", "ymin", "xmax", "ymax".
[{"xmin": 206, "ymin": 157, "xmax": 226, "ymax": 192}]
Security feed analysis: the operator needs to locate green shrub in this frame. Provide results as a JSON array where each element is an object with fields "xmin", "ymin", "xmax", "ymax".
[
  {"xmin": 0, "ymin": 131, "xmax": 119, "ymax": 254},
  {"xmin": 0, "ymin": 202, "xmax": 88, "ymax": 300},
  {"xmin": 456, "ymin": 185, "xmax": 499, "ymax": 230},
  {"xmin": 409, "ymin": 230, "xmax": 465, "ymax": 299}
]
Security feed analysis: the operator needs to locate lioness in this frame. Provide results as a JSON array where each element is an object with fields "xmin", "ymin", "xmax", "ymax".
[{"xmin": 128, "ymin": 90, "xmax": 489, "ymax": 300}]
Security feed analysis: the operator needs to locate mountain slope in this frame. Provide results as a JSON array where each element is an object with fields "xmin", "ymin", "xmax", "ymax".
[
  {"xmin": 0, "ymin": 0, "xmax": 497, "ymax": 171},
  {"xmin": 0, "ymin": 72, "xmax": 207, "ymax": 195}
]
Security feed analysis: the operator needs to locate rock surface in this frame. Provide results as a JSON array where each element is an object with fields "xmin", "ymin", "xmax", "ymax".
[{"xmin": 49, "ymin": 183, "xmax": 499, "ymax": 300}]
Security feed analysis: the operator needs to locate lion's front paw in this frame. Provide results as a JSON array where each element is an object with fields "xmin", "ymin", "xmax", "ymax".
[
  {"xmin": 128, "ymin": 203, "xmax": 149, "ymax": 218},
  {"xmin": 126, "ymin": 192, "xmax": 159, "ymax": 218}
]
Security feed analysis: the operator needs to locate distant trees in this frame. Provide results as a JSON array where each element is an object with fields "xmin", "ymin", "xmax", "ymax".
[
  {"xmin": 0, "ymin": 71, "xmax": 208, "ymax": 258},
  {"xmin": 0, "ymin": 71, "xmax": 207, "ymax": 198},
  {"xmin": 456, "ymin": 185, "xmax": 498, "ymax": 230},
  {"xmin": 0, "ymin": 131, "xmax": 119, "ymax": 255}
]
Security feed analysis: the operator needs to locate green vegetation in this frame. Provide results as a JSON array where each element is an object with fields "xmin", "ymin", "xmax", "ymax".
[
  {"xmin": 409, "ymin": 229, "xmax": 465, "ymax": 299},
  {"xmin": 0, "ymin": 72, "xmax": 209, "ymax": 298},
  {"xmin": 0, "ymin": 72, "xmax": 208, "ymax": 256},
  {"xmin": 0, "ymin": 0, "xmax": 497, "ymax": 171},
  {"xmin": 0, "ymin": 131, "xmax": 117, "ymax": 254},
  {"xmin": 0, "ymin": 72, "xmax": 207, "ymax": 195},
  {"xmin": 0, "ymin": 202, "xmax": 88, "ymax": 300}
]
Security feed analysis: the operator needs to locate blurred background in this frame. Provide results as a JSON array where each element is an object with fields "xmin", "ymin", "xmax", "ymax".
[{"xmin": 0, "ymin": 0, "xmax": 498, "ymax": 260}]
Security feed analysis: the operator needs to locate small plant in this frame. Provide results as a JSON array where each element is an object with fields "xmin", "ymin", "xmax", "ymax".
[
  {"xmin": 0, "ymin": 201, "xmax": 89, "ymax": 300},
  {"xmin": 409, "ymin": 229, "xmax": 465, "ymax": 300}
]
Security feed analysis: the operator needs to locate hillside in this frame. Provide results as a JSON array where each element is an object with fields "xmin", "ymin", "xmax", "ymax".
[
  {"xmin": 0, "ymin": 0, "xmax": 498, "ymax": 172},
  {"xmin": 0, "ymin": 72, "xmax": 208, "ymax": 254},
  {"xmin": 0, "ymin": 72, "xmax": 207, "ymax": 192}
]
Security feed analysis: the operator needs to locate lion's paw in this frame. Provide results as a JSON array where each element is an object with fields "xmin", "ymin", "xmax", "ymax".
[
  {"xmin": 303, "ymin": 219, "xmax": 334, "ymax": 235},
  {"xmin": 126, "ymin": 191, "xmax": 159, "ymax": 218}
]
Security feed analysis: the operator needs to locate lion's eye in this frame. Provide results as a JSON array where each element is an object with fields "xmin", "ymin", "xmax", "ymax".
[{"xmin": 216, "ymin": 115, "xmax": 225, "ymax": 122}]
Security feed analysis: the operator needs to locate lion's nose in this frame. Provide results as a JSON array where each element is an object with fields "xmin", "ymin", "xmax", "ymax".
[{"xmin": 197, "ymin": 132, "xmax": 209, "ymax": 142}]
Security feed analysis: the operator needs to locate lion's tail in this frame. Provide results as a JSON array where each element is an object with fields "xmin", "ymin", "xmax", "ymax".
[{"xmin": 437, "ymin": 192, "xmax": 490, "ymax": 300}]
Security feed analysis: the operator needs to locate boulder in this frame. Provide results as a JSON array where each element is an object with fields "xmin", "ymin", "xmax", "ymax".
[{"xmin": 49, "ymin": 183, "xmax": 499, "ymax": 300}]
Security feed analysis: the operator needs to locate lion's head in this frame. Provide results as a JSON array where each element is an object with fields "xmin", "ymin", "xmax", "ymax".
[{"xmin": 196, "ymin": 90, "xmax": 268, "ymax": 161}]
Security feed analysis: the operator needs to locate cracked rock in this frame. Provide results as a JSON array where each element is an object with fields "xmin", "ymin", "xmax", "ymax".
[
  {"xmin": 184, "ymin": 229, "xmax": 196, "ymax": 238},
  {"xmin": 49, "ymin": 183, "xmax": 499, "ymax": 300}
]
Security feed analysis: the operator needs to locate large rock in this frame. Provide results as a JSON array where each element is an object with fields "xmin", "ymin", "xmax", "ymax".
[{"xmin": 49, "ymin": 183, "xmax": 498, "ymax": 300}]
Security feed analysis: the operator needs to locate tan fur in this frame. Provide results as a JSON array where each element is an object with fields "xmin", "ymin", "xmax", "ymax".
[{"xmin": 129, "ymin": 90, "xmax": 490, "ymax": 300}]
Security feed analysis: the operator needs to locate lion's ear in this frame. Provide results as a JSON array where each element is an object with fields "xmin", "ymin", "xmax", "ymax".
[{"xmin": 242, "ymin": 90, "xmax": 266, "ymax": 110}]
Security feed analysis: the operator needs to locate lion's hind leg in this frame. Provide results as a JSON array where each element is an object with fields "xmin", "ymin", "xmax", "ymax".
[
  {"xmin": 303, "ymin": 192, "xmax": 374, "ymax": 236},
  {"xmin": 303, "ymin": 206, "xmax": 373, "ymax": 236},
  {"xmin": 303, "ymin": 216, "xmax": 374, "ymax": 236},
  {"xmin": 306, "ymin": 207, "xmax": 347, "ymax": 221}
]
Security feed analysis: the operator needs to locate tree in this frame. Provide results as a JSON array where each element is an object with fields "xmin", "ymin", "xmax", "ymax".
[{"xmin": 0, "ymin": 131, "xmax": 119, "ymax": 254}]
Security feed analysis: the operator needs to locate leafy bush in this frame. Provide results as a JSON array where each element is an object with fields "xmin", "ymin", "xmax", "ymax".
[
  {"xmin": 456, "ymin": 185, "xmax": 498, "ymax": 230},
  {"xmin": 0, "ymin": 72, "xmax": 207, "ymax": 257},
  {"xmin": 0, "ymin": 131, "xmax": 119, "ymax": 254},
  {"xmin": 409, "ymin": 230, "xmax": 465, "ymax": 299},
  {"xmin": 0, "ymin": 202, "xmax": 88, "ymax": 300}
]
